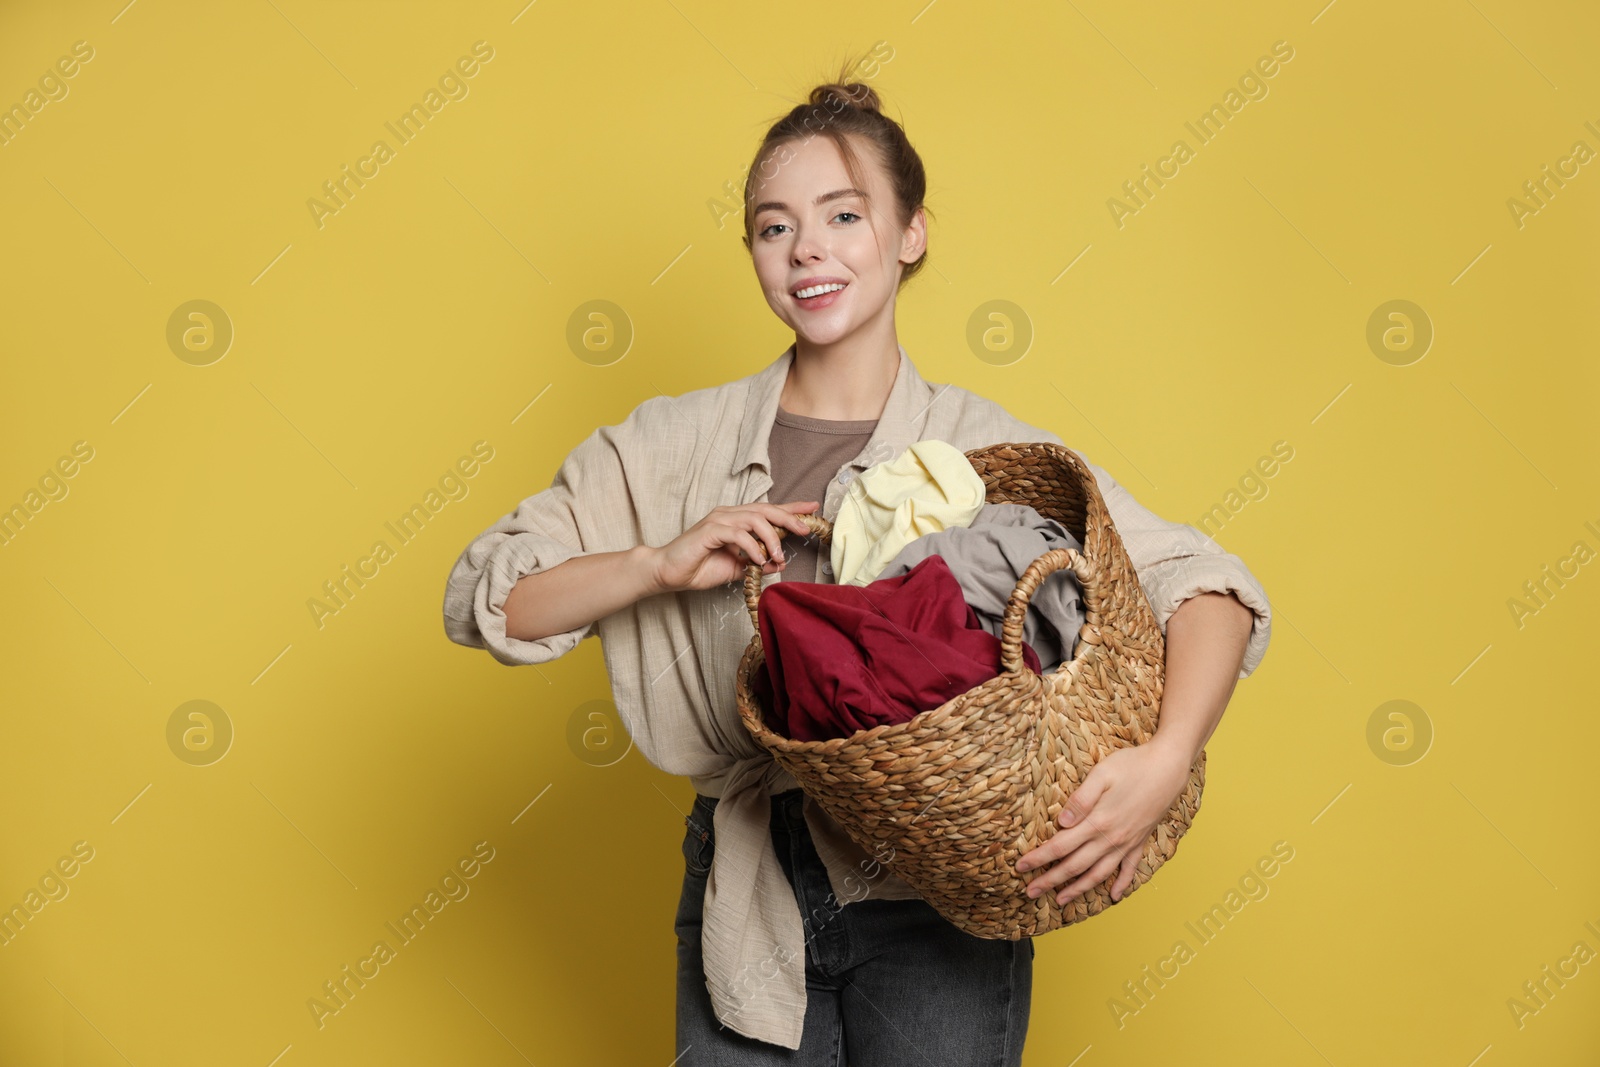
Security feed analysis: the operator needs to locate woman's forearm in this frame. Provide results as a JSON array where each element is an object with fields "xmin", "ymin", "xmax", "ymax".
[
  {"xmin": 1146, "ymin": 591, "xmax": 1256, "ymax": 764},
  {"xmin": 502, "ymin": 544, "xmax": 665, "ymax": 643}
]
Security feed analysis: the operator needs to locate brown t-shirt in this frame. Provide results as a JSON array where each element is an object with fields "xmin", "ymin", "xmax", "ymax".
[{"xmin": 766, "ymin": 404, "xmax": 878, "ymax": 582}]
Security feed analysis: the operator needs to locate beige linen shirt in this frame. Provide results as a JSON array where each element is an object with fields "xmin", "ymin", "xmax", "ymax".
[{"xmin": 441, "ymin": 342, "xmax": 1272, "ymax": 1050}]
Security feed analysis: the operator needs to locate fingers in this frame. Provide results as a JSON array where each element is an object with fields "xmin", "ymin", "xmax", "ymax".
[
  {"xmin": 762, "ymin": 501, "xmax": 820, "ymax": 535},
  {"xmin": 1022, "ymin": 830, "xmax": 1101, "ymax": 896},
  {"xmin": 1051, "ymin": 848, "xmax": 1126, "ymax": 905},
  {"xmin": 710, "ymin": 514, "xmax": 785, "ymax": 565},
  {"xmin": 1017, "ymin": 791, "xmax": 1104, "ymax": 873},
  {"xmin": 698, "ymin": 500, "xmax": 820, "ymax": 576},
  {"xmin": 1110, "ymin": 852, "xmax": 1141, "ymax": 902},
  {"xmin": 728, "ymin": 529, "xmax": 779, "ymax": 568},
  {"xmin": 747, "ymin": 516, "xmax": 786, "ymax": 564},
  {"xmin": 1059, "ymin": 777, "xmax": 1108, "ymax": 828}
]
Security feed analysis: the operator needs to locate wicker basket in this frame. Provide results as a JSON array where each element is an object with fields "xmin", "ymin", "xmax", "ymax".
[{"xmin": 733, "ymin": 441, "xmax": 1206, "ymax": 939}]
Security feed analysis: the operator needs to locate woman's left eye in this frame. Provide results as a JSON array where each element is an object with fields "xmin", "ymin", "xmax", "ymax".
[{"xmin": 834, "ymin": 211, "xmax": 860, "ymax": 224}]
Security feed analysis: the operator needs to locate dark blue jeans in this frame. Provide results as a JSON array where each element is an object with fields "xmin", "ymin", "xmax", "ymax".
[{"xmin": 675, "ymin": 788, "xmax": 1034, "ymax": 1065}]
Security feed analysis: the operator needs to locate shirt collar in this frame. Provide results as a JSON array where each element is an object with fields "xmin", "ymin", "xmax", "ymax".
[{"xmin": 729, "ymin": 340, "xmax": 937, "ymax": 479}]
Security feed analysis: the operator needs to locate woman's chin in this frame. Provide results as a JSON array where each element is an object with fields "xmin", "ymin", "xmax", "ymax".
[{"xmin": 790, "ymin": 318, "xmax": 858, "ymax": 349}]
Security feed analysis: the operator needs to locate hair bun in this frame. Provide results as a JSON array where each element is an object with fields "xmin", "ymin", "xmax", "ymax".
[{"xmin": 809, "ymin": 81, "xmax": 881, "ymax": 114}]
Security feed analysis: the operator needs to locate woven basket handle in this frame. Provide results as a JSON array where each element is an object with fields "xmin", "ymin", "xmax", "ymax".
[
  {"xmin": 742, "ymin": 512, "xmax": 832, "ymax": 632},
  {"xmin": 998, "ymin": 546, "xmax": 1098, "ymax": 675}
]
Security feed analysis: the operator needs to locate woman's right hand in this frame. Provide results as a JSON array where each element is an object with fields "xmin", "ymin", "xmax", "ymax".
[{"xmin": 650, "ymin": 500, "xmax": 821, "ymax": 593}]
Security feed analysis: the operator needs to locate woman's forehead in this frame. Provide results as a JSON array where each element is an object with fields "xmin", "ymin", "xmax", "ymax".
[{"xmin": 754, "ymin": 138, "xmax": 876, "ymax": 204}]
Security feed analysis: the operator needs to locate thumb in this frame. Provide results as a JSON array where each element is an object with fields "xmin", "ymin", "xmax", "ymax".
[{"xmin": 1060, "ymin": 775, "xmax": 1107, "ymax": 828}]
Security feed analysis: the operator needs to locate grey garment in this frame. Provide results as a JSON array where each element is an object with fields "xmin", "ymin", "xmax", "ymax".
[{"xmin": 875, "ymin": 502, "xmax": 1086, "ymax": 673}]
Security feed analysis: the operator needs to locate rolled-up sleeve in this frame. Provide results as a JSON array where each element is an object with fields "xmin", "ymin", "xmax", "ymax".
[{"xmin": 441, "ymin": 421, "xmax": 636, "ymax": 667}]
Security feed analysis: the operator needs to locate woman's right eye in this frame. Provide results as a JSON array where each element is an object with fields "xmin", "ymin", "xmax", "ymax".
[{"xmin": 759, "ymin": 223, "xmax": 788, "ymax": 238}]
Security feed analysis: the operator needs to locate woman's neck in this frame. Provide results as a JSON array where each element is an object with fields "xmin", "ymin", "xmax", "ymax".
[{"xmin": 779, "ymin": 335, "xmax": 900, "ymax": 421}]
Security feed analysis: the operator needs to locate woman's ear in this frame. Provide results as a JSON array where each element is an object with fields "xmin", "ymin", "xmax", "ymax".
[{"xmin": 899, "ymin": 206, "xmax": 927, "ymax": 265}]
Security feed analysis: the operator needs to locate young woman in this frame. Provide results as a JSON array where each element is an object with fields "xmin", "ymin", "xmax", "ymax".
[{"xmin": 443, "ymin": 65, "xmax": 1271, "ymax": 1066}]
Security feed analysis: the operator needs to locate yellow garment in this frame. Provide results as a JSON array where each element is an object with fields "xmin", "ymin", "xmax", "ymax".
[{"xmin": 829, "ymin": 438, "xmax": 988, "ymax": 587}]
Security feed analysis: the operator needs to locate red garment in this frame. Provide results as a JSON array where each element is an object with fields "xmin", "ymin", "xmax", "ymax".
[{"xmin": 753, "ymin": 554, "xmax": 1042, "ymax": 742}]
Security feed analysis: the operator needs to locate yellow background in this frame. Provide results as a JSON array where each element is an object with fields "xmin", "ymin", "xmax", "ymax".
[{"xmin": 2, "ymin": 0, "xmax": 1597, "ymax": 1063}]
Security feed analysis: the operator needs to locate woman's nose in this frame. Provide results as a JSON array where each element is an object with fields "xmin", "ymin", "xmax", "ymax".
[{"xmin": 790, "ymin": 226, "xmax": 825, "ymax": 264}]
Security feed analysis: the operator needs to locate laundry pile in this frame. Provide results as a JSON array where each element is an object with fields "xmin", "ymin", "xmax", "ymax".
[{"xmin": 754, "ymin": 440, "xmax": 1088, "ymax": 743}]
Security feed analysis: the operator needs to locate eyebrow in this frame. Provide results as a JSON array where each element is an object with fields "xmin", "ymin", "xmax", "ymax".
[{"xmin": 752, "ymin": 187, "xmax": 867, "ymax": 216}]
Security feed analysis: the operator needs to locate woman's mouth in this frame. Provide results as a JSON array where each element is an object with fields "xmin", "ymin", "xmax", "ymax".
[{"xmin": 792, "ymin": 281, "xmax": 848, "ymax": 310}]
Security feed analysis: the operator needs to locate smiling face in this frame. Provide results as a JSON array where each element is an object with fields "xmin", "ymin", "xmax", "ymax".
[{"xmin": 747, "ymin": 134, "xmax": 926, "ymax": 349}]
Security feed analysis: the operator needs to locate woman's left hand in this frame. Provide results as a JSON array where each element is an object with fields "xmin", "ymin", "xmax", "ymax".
[{"xmin": 1014, "ymin": 739, "xmax": 1194, "ymax": 905}]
